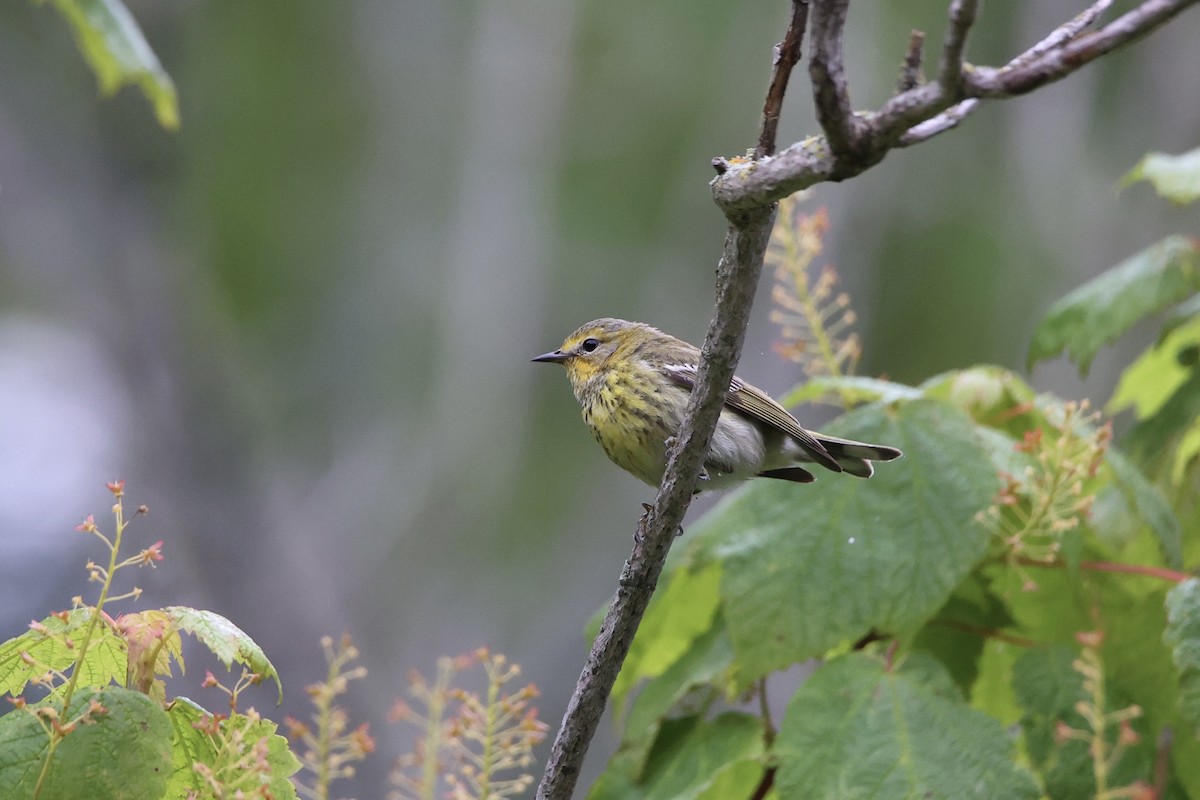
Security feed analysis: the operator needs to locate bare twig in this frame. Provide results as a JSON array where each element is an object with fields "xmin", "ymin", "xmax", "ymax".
[
  {"xmin": 749, "ymin": 766, "xmax": 777, "ymax": 800},
  {"xmin": 758, "ymin": 676, "xmax": 776, "ymax": 745},
  {"xmin": 968, "ymin": 0, "xmax": 1185, "ymax": 96},
  {"xmin": 809, "ymin": 0, "xmax": 863, "ymax": 160},
  {"xmin": 938, "ymin": 0, "xmax": 978, "ymax": 92},
  {"xmin": 1011, "ymin": 0, "xmax": 1114, "ymax": 68},
  {"xmin": 1014, "ymin": 555, "xmax": 1192, "ymax": 584},
  {"xmin": 1154, "ymin": 727, "xmax": 1173, "ymax": 796},
  {"xmin": 757, "ymin": 1, "xmax": 811, "ymax": 159},
  {"xmin": 895, "ymin": 30, "xmax": 925, "ymax": 93},
  {"xmin": 898, "ymin": 98, "xmax": 979, "ymax": 146},
  {"xmin": 929, "ymin": 618, "xmax": 1038, "ymax": 648}
]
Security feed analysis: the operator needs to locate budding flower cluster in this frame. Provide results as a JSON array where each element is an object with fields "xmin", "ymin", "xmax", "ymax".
[{"xmin": 980, "ymin": 400, "xmax": 1111, "ymax": 584}]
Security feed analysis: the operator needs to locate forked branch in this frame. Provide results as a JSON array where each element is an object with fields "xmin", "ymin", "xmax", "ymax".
[{"xmin": 712, "ymin": 0, "xmax": 1198, "ymax": 211}]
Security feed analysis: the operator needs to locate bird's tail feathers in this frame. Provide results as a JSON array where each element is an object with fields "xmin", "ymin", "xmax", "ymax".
[
  {"xmin": 812, "ymin": 434, "xmax": 903, "ymax": 479},
  {"xmin": 759, "ymin": 466, "xmax": 816, "ymax": 484}
]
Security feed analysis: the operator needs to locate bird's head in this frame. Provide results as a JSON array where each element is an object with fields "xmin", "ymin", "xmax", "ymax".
[{"xmin": 532, "ymin": 318, "xmax": 651, "ymax": 388}]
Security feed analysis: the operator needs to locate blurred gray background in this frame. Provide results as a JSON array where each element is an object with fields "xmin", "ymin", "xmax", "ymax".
[{"xmin": 1, "ymin": 0, "xmax": 1197, "ymax": 795}]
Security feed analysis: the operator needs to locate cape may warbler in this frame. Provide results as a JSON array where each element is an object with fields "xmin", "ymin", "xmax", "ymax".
[{"xmin": 533, "ymin": 318, "xmax": 901, "ymax": 491}]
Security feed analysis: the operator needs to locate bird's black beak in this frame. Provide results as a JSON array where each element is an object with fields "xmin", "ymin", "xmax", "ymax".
[{"xmin": 532, "ymin": 349, "xmax": 569, "ymax": 364}]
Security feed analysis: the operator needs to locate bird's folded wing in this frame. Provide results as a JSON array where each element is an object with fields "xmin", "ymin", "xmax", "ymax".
[{"xmin": 660, "ymin": 363, "xmax": 841, "ymax": 472}]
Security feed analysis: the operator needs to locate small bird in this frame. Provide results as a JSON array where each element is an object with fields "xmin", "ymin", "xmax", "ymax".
[{"xmin": 533, "ymin": 318, "xmax": 902, "ymax": 491}]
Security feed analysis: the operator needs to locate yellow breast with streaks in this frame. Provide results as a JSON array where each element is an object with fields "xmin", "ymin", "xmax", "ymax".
[{"xmin": 578, "ymin": 369, "xmax": 668, "ymax": 486}]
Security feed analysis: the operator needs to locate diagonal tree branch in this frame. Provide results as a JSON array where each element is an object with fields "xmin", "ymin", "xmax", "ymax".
[
  {"xmin": 757, "ymin": 1, "xmax": 811, "ymax": 159},
  {"xmin": 533, "ymin": 220, "xmax": 776, "ymax": 800},
  {"xmin": 534, "ymin": 6, "xmax": 806, "ymax": 796}
]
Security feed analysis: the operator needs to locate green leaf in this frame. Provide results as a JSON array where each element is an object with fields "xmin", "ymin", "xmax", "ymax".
[
  {"xmin": 1100, "ymin": 446, "xmax": 1183, "ymax": 568},
  {"xmin": 162, "ymin": 698, "xmax": 219, "ymax": 799},
  {"xmin": 987, "ymin": 560, "xmax": 1089, "ymax": 644},
  {"xmin": 247, "ymin": 714, "xmax": 301, "ymax": 800},
  {"xmin": 1172, "ymin": 734, "xmax": 1200, "ymax": 799},
  {"xmin": 691, "ymin": 758, "xmax": 763, "ymax": 800},
  {"xmin": 45, "ymin": 0, "xmax": 179, "ymax": 129},
  {"xmin": 1103, "ymin": 584, "xmax": 1179, "ymax": 731},
  {"xmin": 1122, "ymin": 369, "xmax": 1200, "ymax": 476},
  {"xmin": 775, "ymin": 653, "xmax": 1039, "ymax": 800},
  {"xmin": 1010, "ymin": 646, "xmax": 1094, "ymax": 798},
  {"xmin": 1165, "ymin": 578, "xmax": 1200, "ymax": 734},
  {"xmin": 587, "ymin": 713, "xmax": 763, "ymax": 800},
  {"xmin": 1122, "ymin": 147, "xmax": 1200, "ymax": 205},
  {"xmin": 0, "ymin": 686, "xmax": 172, "ymax": 800},
  {"xmin": 695, "ymin": 400, "xmax": 997, "ymax": 682},
  {"xmin": 0, "ymin": 610, "xmax": 126, "ymax": 697},
  {"xmin": 162, "ymin": 607, "xmax": 282, "ymax": 700},
  {"xmin": 969, "ymin": 639, "xmax": 1023, "ymax": 727},
  {"xmin": 1011, "ymin": 645, "xmax": 1085, "ymax": 730},
  {"xmin": 604, "ymin": 619, "xmax": 735, "ymax": 782},
  {"xmin": 1027, "ymin": 235, "xmax": 1200, "ymax": 375},
  {"xmin": 920, "ymin": 365, "xmax": 1037, "ymax": 429},
  {"xmin": 1166, "ymin": 293, "xmax": 1200, "ymax": 332},
  {"xmin": 1013, "ymin": 638, "xmax": 1164, "ymax": 799},
  {"xmin": 610, "ymin": 562, "xmax": 723, "ymax": 713},
  {"xmin": 160, "ymin": 698, "xmax": 299, "ymax": 800},
  {"xmin": 1109, "ymin": 315, "xmax": 1200, "ymax": 419},
  {"xmin": 779, "ymin": 375, "xmax": 922, "ymax": 408},
  {"xmin": 973, "ymin": 423, "xmax": 1037, "ymax": 479},
  {"xmin": 1173, "ymin": 419, "xmax": 1200, "ymax": 484},
  {"xmin": 895, "ymin": 649, "xmax": 965, "ymax": 700},
  {"xmin": 910, "ymin": 574, "xmax": 1016, "ymax": 693}
]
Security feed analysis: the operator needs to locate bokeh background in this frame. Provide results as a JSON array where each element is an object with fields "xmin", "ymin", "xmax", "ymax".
[{"xmin": 1, "ymin": 0, "xmax": 1197, "ymax": 794}]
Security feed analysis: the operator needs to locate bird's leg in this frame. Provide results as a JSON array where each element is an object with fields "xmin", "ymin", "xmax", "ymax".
[
  {"xmin": 635, "ymin": 501, "xmax": 683, "ymax": 539},
  {"xmin": 662, "ymin": 434, "xmax": 705, "ymax": 484},
  {"xmin": 633, "ymin": 503, "xmax": 654, "ymax": 543}
]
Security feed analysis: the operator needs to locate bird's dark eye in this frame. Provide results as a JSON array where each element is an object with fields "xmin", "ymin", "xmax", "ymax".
[{"xmin": 580, "ymin": 337, "xmax": 601, "ymax": 353}]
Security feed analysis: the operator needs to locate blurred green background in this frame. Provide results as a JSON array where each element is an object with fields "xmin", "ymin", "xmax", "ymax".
[{"xmin": 1, "ymin": 0, "xmax": 1197, "ymax": 794}]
